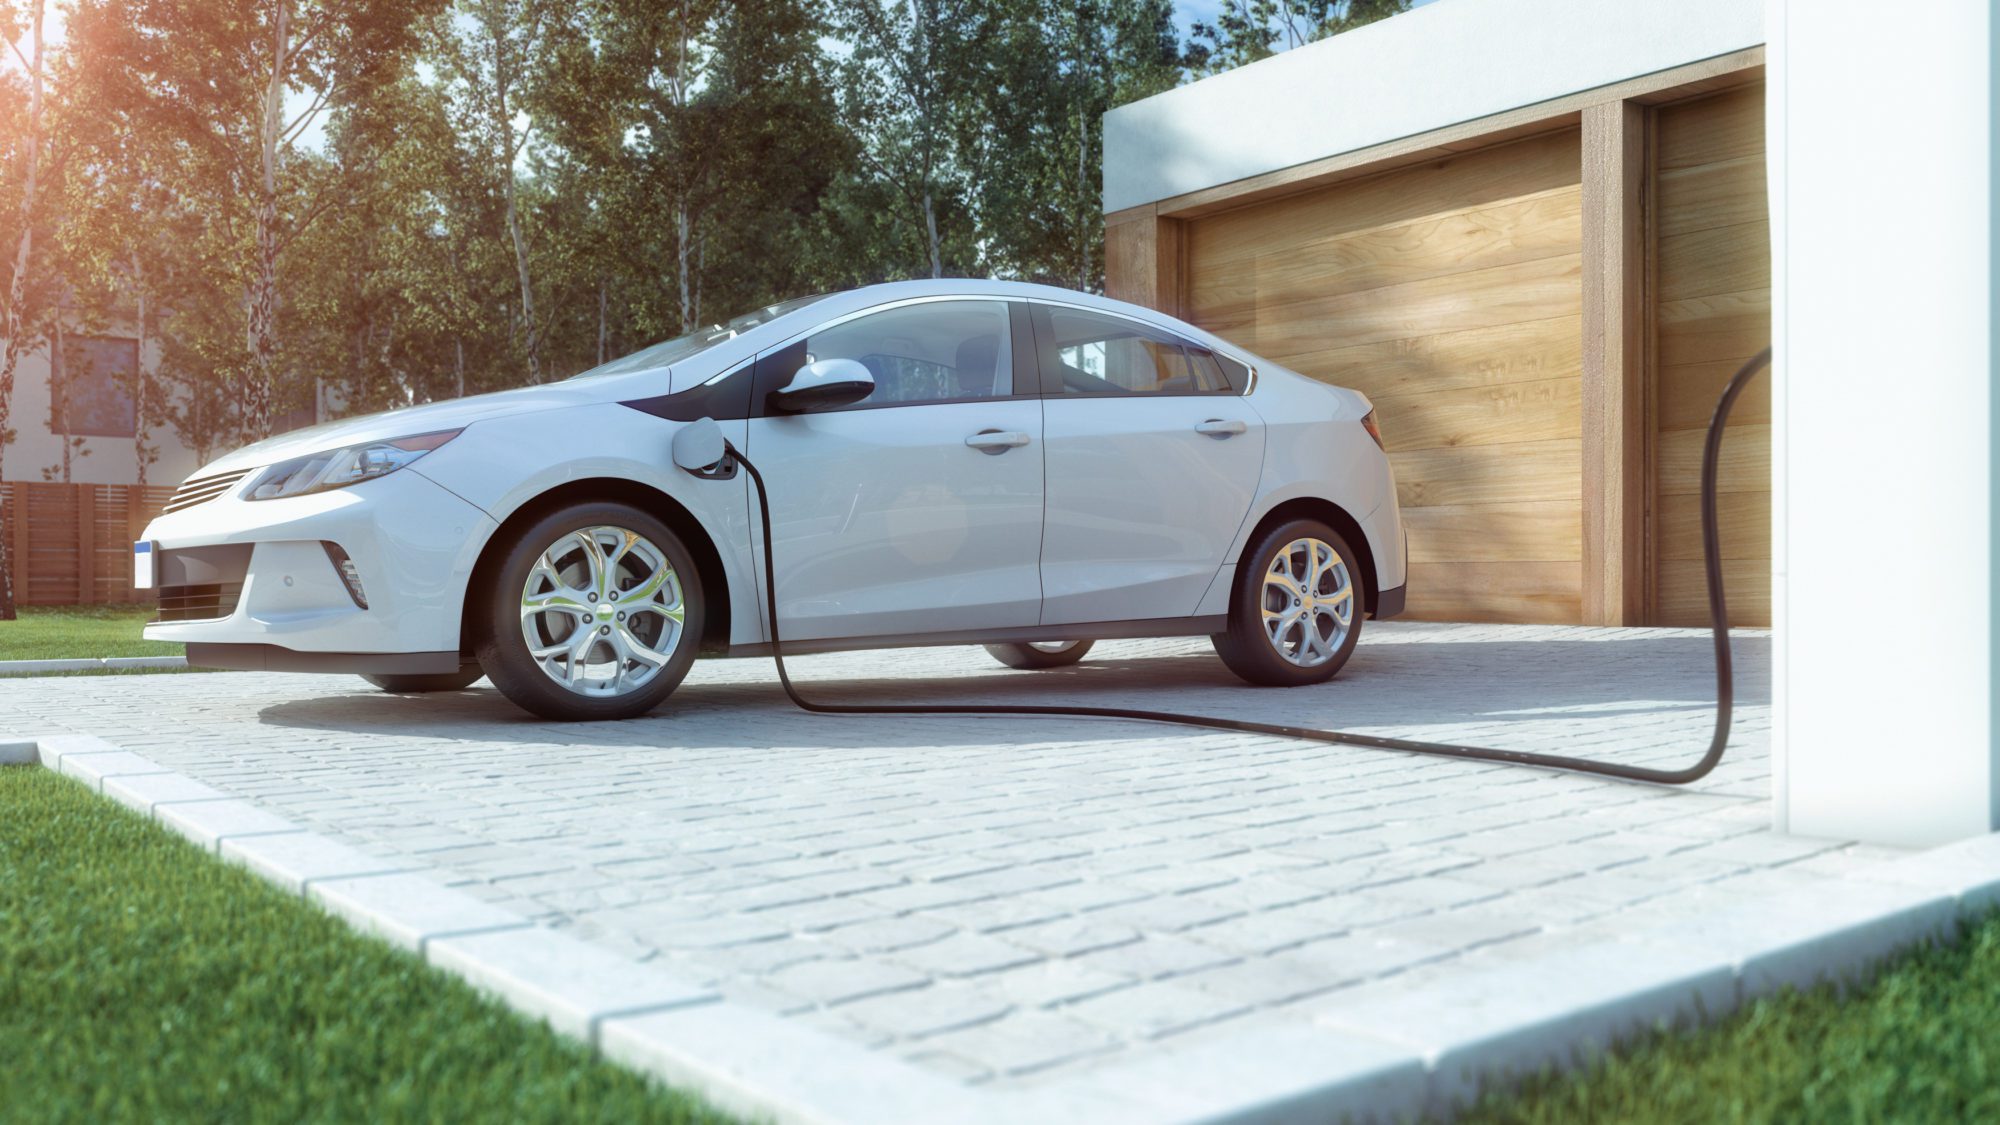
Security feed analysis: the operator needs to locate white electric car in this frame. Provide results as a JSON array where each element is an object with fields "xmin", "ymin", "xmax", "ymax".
[{"xmin": 139, "ymin": 279, "xmax": 1407, "ymax": 720}]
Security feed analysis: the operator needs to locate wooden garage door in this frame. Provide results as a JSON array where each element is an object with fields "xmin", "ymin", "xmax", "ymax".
[
  {"xmin": 1184, "ymin": 130, "xmax": 1585, "ymax": 623},
  {"xmin": 1650, "ymin": 83, "xmax": 1770, "ymax": 626}
]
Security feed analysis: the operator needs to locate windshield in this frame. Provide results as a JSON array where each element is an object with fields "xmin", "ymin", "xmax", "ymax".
[{"xmin": 569, "ymin": 293, "xmax": 833, "ymax": 379}]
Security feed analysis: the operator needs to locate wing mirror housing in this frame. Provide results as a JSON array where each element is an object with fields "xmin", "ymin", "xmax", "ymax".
[{"xmin": 771, "ymin": 358, "xmax": 874, "ymax": 413}]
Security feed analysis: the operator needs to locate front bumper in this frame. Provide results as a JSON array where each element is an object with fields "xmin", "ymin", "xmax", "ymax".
[{"xmin": 140, "ymin": 467, "xmax": 498, "ymax": 658}]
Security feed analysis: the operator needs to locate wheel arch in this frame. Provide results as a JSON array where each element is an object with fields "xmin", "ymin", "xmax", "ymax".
[
  {"xmin": 460, "ymin": 478, "xmax": 733, "ymax": 656},
  {"xmin": 1238, "ymin": 497, "xmax": 1381, "ymax": 617}
]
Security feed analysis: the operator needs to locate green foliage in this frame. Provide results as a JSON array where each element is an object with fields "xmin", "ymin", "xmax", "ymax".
[
  {"xmin": 1185, "ymin": 0, "xmax": 1409, "ymax": 75},
  {"xmin": 1461, "ymin": 911, "xmax": 2000, "ymax": 1123},
  {"xmin": 20, "ymin": 0, "xmax": 1376, "ymax": 453},
  {"xmin": 0, "ymin": 765, "xmax": 737, "ymax": 1123},
  {"xmin": 0, "ymin": 603, "xmax": 180, "ymax": 660}
]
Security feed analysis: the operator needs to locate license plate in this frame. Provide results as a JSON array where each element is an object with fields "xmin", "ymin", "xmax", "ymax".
[{"xmin": 133, "ymin": 541, "xmax": 156, "ymax": 589}]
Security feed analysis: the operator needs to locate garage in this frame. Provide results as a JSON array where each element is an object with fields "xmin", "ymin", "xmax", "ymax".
[{"xmin": 1104, "ymin": 31, "xmax": 1769, "ymax": 627}]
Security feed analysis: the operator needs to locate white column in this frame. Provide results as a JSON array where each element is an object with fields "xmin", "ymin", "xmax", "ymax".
[{"xmin": 1769, "ymin": 0, "xmax": 1996, "ymax": 846}]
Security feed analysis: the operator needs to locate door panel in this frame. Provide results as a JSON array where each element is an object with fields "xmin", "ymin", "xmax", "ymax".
[
  {"xmin": 1040, "ymin": 396, "xmax": 1264, "ymax": 624},
  {"xmin": 745, "ymin": 400, "xmax": 1044, "ymax": 642}
]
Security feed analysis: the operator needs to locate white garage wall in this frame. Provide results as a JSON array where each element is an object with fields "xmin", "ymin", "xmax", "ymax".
[
  {"xmin": 1769, "ymin": 0, "xmax": 1997, "ymax": 845},
  {"xmin": 1102, "ymin": 0, "xmax": 1763, "ymax": 213}
]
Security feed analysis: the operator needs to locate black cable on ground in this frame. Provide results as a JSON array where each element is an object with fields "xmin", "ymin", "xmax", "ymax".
[{"xmin": 734, "ymin": 347, "xmax": 1771, "ymax": 787}]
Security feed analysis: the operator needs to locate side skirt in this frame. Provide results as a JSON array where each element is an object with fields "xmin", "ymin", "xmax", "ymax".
[{"xmin": 723, "ymin": 615, "xmax": 1230, "ymax": 659}]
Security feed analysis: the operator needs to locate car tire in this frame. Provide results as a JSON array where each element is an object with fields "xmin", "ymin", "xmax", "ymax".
[
  {"xmin": 1211, "ymin": 518, "xmax": 1366, "ymax": 687},
  {"xmin": 474, "ymin": 502, "xmax": 705, "ymax": 721},
  {"xmin": 984, "ymin": 639, "xmax": 1095, "ymax": 670},
  {"xmin": 361, "ymin": 667, "xmax": 484, "ymax": 693}
]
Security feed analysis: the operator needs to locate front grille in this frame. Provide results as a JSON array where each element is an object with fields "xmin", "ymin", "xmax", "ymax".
[
  {"xmin": 163, "ymin": 469, "xmax": 252, "ymax": 513},
  {"xmin": 157, "ymin": 582, "xmax": 243, "ymax": 622}
]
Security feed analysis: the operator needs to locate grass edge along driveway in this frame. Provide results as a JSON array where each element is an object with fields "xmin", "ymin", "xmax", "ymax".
[
  {"xmin": 1461, "ymin": 907, "xmax": 2000, "ymax": 1123},
  {"xmin": 0, "ymin": 765, "xmax": 735, "ymax": 1124}
]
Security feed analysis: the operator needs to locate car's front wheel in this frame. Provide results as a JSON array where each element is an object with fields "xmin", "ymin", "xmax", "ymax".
[
  {"xmin": 474, "ymin": 502, "xmax": 705, "ymax": 721},
  {"xmin": 1211, "ymin": 518, "xmax": 1365, "ymax": 687},
  {"xmin": 361, "ymin": 667, "xmax": 484, "ymax": 693},
  {"xmin": 985, "ymin": 639, "xmax": 1094, "ymax": 670}
]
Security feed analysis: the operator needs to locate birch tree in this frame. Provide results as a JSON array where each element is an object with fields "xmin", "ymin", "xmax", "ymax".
[
  {"xmin": 835, "ymin": 0, "xmax": 992, "ymax": 279},
  {"xmin": 0, "ymin": 0, "xmax": 53, "ymax": 619},
  {"xmin": 434, "ymin": 0, "xmax": 559, "ymax": 384}
]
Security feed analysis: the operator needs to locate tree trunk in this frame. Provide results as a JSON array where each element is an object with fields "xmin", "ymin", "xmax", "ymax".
[
  {"xmin": 923, "ymin": 191, "xmax": 942, "ymax": 279},
  {"xmin": 54, "ymin": 321, "xmax": 70, "ymax": 483},
  {"xmin": 243, "ymin": 0, "xmax": 290, "ymax": 441},
  {"xmin": 675, "ymin": 201, "xmax": 694, "ymax": 331},
  {"xmin": 455, "ymin": 336, "xmax": 466, "ymax": 399},
  {"xmin": 596, "ymin": 277, "xmax": 608, "ymax": 366},
  {"xmin": 133, "ymin": 254, "xmax": 149, "ymax": 486},
  {"xmin": 0, "ymin": 0, "xmax": 43, "ymax": 620},
  {"xmin": 491, "ymin": 17, "xmax": 542, "ymax": 385}
]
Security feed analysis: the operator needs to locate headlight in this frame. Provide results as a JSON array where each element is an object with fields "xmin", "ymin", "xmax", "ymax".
[{"xmin": 246, "ymin": 430, "xmax": 461, "ymax": 501}]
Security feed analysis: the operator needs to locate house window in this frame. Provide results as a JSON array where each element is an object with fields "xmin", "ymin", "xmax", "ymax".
[{"xmin": 55, "ymin": 335, "xmax": 139, "ymax": 438}]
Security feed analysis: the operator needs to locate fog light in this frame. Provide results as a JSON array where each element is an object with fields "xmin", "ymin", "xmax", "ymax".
[{"xmin": 321, "ymin": 542, "xmax": 369, "ymax": 609}]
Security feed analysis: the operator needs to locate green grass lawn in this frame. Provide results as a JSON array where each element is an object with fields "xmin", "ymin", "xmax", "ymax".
[
  {"xmin": 0, "ymin": 604, "xmax": 180, "ymax": 662},
  {"xmin": 1461, "ymin": 910, "xmax": 2000, "ymax": 1123},
  {"xmin": 0, "ymin": 766, "xmax": 735, "ymax": 1123}
]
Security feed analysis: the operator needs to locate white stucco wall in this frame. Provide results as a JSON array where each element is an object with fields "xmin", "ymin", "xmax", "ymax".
[
  {"xmin": 1769, "ymin": 0, "xmax": 1997, "ymax": 846},
  {"xmin": 1, "ymin": 338, "xmax": 200, "ymax": 487},
  {"xmin": 1103, "ymin": 0, "xmax": 1764, "ymax": 213}
]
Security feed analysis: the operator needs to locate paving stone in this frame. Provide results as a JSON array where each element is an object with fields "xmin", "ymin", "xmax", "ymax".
[
  {"xmin": 765, "ymin": 957, "xmax": 931, "ymax": 1007},
  {"xmin": 919, "ymin": 1009, "xmax": 1121, "ymax": 1076},
  {"xmin": 1066, "ymin": 980, "xmax": 1254, "ymax": 1039},
  {"xmin": 428, "ymin": 926, "xmax": 716, "ymax": 1041},
  {"xmin": 999, "ymin": 917, "xmax": 1143, "ymax": 959},
  {"xmin": 1075, "ymin": 934, "xmax": 1240, "ymax": 981},
  {"xmin": 220, "ymin": 832, "xmax": 418, "ymax": 894},
  {"xmin": 309, "ymin": 872, "xmax": 534, "ymax": 951},
  {"xmin": 156, "ymin": 799, "xmax": 303, "ymax": 852},
  {"xmin": 1, "ymin": 623, "xmax": 1800, "ymax": 1101},
  {"xmin": 57, "ymin": 750, "xmax": 171, "ymax": 791},
  {"xmin": 987, "ymin": 960, "xmax": 1137, "ymax": 1010},
  {"xmin": 101, "ymin": 771, "xmax": 229, "ymax": 815},
  {"xmin": 892, "ymin": 932, "xmax": 1045, "ymax": 978},
  {"xmin": 837, "ymin": 984, "xmax": 1013, "ymax": 1039},
  {"xmin": 1315, "ymin": 939, "xmax": 1738, "ymax": 1116}
]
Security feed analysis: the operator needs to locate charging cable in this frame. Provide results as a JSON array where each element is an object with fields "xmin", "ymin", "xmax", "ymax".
[{"xmin": 727, "ymin": 347, "xmax": 1770, "ymax": 786}]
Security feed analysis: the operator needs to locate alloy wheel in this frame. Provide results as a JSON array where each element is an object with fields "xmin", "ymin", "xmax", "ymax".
[
  {"xmin": 518, "ymin": 525, "xmax": 687, "ymax": 696},
  {"xmin": 1260, "ymin": 537, "xmax": 1353, "ymax": 667}
]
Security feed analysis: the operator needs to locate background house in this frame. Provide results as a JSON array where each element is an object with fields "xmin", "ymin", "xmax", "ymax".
[
  {"xmin": 5, "ymin": 319, "xmax": 201, "ymax": 488},
  {"xmin": 1103, "ymin": 0, "xmax": 1998, "ymax": 847}
]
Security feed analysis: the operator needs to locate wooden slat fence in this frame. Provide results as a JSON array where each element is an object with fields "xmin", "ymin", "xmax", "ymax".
[{"xmin": 0, "ymin": 482, "xmax": 176, "ymax": 606}]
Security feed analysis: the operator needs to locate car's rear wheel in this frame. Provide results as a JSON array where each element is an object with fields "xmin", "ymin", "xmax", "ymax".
[
  {"xmin": 1212, "ymin": 518, "xmax": 1364, "ymax": 687},
  {"xmin": 985, "ymin": 639, "xmax": 1094, "ymax": 670},
  {"xmin": 361, "ymin": 667, "xmax": 484, "ymax": 693},
  {"xmin": 475, "ymin": 502, "xmax": 704, "ymax": 721}
]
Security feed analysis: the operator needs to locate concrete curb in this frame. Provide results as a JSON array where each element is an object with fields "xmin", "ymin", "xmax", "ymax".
[
  {"xmin": 10, "ymin": 730, "xmax": 2000, "ymax": 1123},
  {"xmin": 0, "ymin": 656, "xmax": 188, "ymax": 675}
]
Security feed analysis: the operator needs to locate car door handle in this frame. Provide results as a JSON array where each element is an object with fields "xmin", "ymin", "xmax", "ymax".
[
  {"xmin": 966, "ymin": 429, "xmax": 1031, "ymax": 454},
  {"xmin": 1195, "ymin": 418, "xmax": 1247, "ymax": 438}
]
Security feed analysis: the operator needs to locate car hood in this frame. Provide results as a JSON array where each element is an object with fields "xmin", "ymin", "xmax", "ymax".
[{"xmin": 190, "ymin": 367, "xmax": 669, "ymax": 478}]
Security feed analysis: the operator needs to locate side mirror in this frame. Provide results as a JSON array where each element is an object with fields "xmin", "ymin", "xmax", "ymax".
[
  {"xmin": 771, "ymin": 358, "xmax": 874, "ymax": 413},
  {"xmin": 671, "ymin": 417, "xmax": 728, "ymax": 473}
]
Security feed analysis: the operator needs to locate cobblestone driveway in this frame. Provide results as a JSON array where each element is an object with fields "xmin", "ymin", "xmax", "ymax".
[{"xmin": 1, "ymin": 622, "xmax": 1899, "ymax": 1086}]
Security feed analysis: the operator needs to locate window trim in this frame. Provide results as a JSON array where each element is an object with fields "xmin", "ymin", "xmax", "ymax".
[
  {"xmin": 1027, "ymin": 301, "xmax": 1246, "ymax": 399},
  {"xmin": 749, "ymin": 297, "xmax": 1035, "ymax": 418}
]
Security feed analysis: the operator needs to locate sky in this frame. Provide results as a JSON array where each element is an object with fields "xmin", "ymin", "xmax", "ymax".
[{"xmin": 1174, "ymin": 0, "xmax": 1442, "ymax": 39}]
